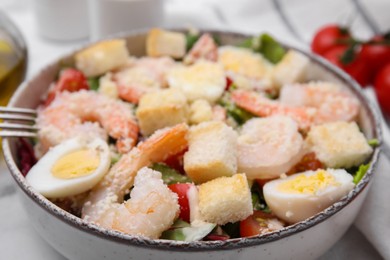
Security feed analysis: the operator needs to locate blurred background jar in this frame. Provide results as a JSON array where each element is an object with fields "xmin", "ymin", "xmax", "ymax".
[{"xmin": 0, "ymin": 10, "xmax": 27, "ymax": 106}]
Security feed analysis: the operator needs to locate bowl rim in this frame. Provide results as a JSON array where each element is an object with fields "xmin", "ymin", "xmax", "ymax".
[{"xmin": 2, "ymin": 28, "xmax": 382, "ymax": 251}]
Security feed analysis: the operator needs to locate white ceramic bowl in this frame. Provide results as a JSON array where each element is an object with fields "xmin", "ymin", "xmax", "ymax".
[{"xmin": 2, "ymin": 29, "xmax": 382, "ymax": 260}]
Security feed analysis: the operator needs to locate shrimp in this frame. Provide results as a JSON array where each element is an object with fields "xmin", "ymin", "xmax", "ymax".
[
  {"xmin": 112, "ymin": 167, "xmax": 179, "ymax": 238},
  {"xmin": 237, "ymin": 116, "xmax": 304, "ymax": 180},
  {"xmin": 231, "ymin": 81, "xmax": 360, "ymax": 129},
  {"xmin": 82, "ymin": 123, "xmax": 188, "ymax": 238},
  {"xmin": 231, "ymin": 89, "xmax": 316, "ymax": 130},
  {"xmin": 114, "ymin": 56, "xmax": 176, "ymax": 103},
  {"xmin": 279, "ymin": 81, "xmax": 360, "ymax": 124},
  {"xmin": 184, "ymin": 33, "xmax": 218, "ymax": 64},
  {"xmin": 37, "ymin": 90, "xmax": 138, "ymax": 154}
]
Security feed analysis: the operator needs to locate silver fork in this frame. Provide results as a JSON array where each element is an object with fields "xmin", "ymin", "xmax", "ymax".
[{"xmin": 0, "ymin": 107, "xmax": 38, "ymax": 138}]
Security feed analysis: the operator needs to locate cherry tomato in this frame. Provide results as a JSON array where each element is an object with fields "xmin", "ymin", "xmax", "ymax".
[
  {"xmin": 361, "ymin": 35, "xmax": 390, "ymax": 81},
  {"xmin": 374, "ymin": 63, "xmax": 390, "ymax": 116},
  {"xmin": 311, "ymin": 24, "xmax": 350, "ymax": 55},
  {"xmin": 225, "ymin": 76, "xmax": 233, "ymax": 90},
  {"xmin": 323, "ymin": 46, "xmax": 370, "ymax": 87},
  {"xmin": 45, "ymin": 68, "xmax": 89, "ymax": 106},
  {"xmin": 163, "ymin": 148, "xmax": 187, "ymax": 174},
  {"xmin": 240, "ymin": 211, "xmax": 276, "ymax": 237},
  {"xmin": 168, "ymin": 183, "xmax": 192, "ymax": 222}
]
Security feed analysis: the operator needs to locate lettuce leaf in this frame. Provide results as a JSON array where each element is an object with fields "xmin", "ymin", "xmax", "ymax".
[
  {"xmin": 353, "ymin": 163, "xmax": 370, "ymax": 184},
  {"xmin": 238, "ymin": 33, "xmax": 286, "ymax": 64},
  {"xmin": 151, "ymin": 163, "xmax": 191, "ymax": 185}
]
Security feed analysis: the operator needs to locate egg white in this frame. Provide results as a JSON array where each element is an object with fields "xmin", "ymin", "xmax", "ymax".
[
  {"xmin": 263, "ymin": 169, "xmax": 354, "ymax": 224},
  {"xmin": 26, "ymin": 137, "xmax": 111, "ymax": 198}
]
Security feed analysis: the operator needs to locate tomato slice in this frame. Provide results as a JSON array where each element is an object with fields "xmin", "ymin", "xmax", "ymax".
[
  {"xmin": 163, "ymin": 148, "xmax": 187, "ymax": 174},
  {"xmin": 240, "ymin": 211, "xmax": 276, "ymax": 237},
  {"xmin": 168, "ymin": 183, "xmax": 192, "ymax": 222},
  {"xmin": 45, "ymin": 68, "xmax": 89, "ymax": 106}
]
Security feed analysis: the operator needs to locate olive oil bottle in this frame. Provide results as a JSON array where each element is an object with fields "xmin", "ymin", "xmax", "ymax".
[
  {"xmin": 0, "ymin": 11, "xmax": 28, "ymax": 152},
  {"xmin": 0, "ymin": 39, "xmax": 26, "ymax": 106}
]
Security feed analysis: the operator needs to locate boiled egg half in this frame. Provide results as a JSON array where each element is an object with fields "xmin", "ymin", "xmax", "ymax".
[
  {"xmin": 263, "ymin": 169, "xmax": 354, "ymax": 224},
  {"xmin": 26, "ymin": 137, "xmax": 111, "ymax": 198}
]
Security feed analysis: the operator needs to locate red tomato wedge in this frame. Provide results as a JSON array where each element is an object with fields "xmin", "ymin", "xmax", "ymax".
[
  {"xmin": 240, "ymin": 211, "xmax": 276, "ymax": 237},
  {"xmin": 45, "ymin": 68, "xmax": 89, "ymax": 106},
  {"xmin": 168, "ymin": 183, "xmax": 192, "ymax": 222}
]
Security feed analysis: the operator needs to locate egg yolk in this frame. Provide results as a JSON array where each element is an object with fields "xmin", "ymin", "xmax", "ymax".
[
  {"xmin": 52, "ymin": 149, "xmax": 100, "ymax": 179},
  {"xmin": 278, "ymin": 170, "xmax": 339, "ymax": 194}
]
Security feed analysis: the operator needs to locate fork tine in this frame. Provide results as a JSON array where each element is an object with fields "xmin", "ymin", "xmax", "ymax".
[
  {"xmin": 0, "ymin": 123, "xmax": 39, "ymax": 131},
  {"xmin": 0, "ymin": 106, "xmax": 37, "ymax": 115},
  {"xmin": 0, "ymin": 131, "xmax": 37, "ymax": 138},
  {"xmin": 0, "ymin": 114, "xmax": 36, "ymax": 122},
  {"xmin": 0, "ymin": 107, "xmax": 38, "ymax": 138}
]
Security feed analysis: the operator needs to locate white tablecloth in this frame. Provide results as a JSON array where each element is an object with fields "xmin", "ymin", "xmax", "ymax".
[{"xmin": 1, "ymin": 0, "xmax": 389, "ymax": 259}]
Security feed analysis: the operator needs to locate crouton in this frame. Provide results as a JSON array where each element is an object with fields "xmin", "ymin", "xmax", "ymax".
[
  {"xmin": 75, "ymin": 39, "xmax": 129, "ymax": 77},
  {"xmin": 136, "ymin": 89, "xmax": 189, "ymax": 136},
  {"xmin": 167, "ymin": 61, "xmax": 226, "ymax": 103},
  {"xmin": 189, "ymin": 99, "xmax": 213, "ymax": 124},
  {"xmin": 184, "ymin": 121, "xmax": 237, "ymax": 183},
  {"xmin": 218, "ymin": 46, "xmax": 273, "ymax": 79},
  {"xmin": 146, "ymin": 28, "xmax": 186, "ymax": 58},
  {"xmin": 306, "ymin": 121, "xmax": 373, "ymax": 168},
  {"xmin": 272, "ymin": 50, "xmax": 310, "ymax": 88},
  {"xmin": 98, "ymin": 73, "xmax": 119, "ymax": 99},
  {"xmin": 198, "ymin": 174, "xmax": 253, "ymax": 225}
]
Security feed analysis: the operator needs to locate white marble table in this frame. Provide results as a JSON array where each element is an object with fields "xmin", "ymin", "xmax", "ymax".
[{"xmin": 1, "ymin": 0, "xmax": 388, "ymax": 259}]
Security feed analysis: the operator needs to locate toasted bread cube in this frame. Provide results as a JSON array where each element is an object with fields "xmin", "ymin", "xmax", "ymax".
[
  {"xmin": 136, "ymin": 89, "xmax": 188, "ymax": 136},
  {"xmin": 306, "ymin": 121, "xmax": 373, "ymax": 168},
  {"xmin": 218, "ymin": 46, "xmax": 273, "ymax": 79},
  {"xmin": 75, "ymin": 39, "xmax": 129, "ymax": 77},
  {"xmin": 98, "ymin": 73, "xmax": 119, "ymax": 99},
  {"xmin": 272, "ymin": 50, "xmax": 309, "ymax": 88},
  {"xmin": 198, "ymin": 174, "xmax": 253, "ymax": 225},
  {"xmin": 146, "ymin": 28, "xmax": 186, "ymax": 58},
  {"xmin": 167, "ymin": 61, "xmax": 226, "ymax": 103},
  {"xmin": 189, "ymin": 99, "xmax": 213, "ymax": 124},
  {"xmin": 184, "ymin": 121, "xmax": 237, "ymax": 183}
]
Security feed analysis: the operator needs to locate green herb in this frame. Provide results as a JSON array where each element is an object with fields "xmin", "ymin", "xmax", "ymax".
[
  {"xmin": 251, "ymin": 182, "xmax": 271, "ymax": 213},
  {"xmin": 186, "ymin": 33, "xmax": 200, "ymax": 51},
  {"xmin": 212, "ymin": 35, "xmax": 221, "ymax": 46},
  {"xmin": 238, "ymin": 37, "xmax": 254, "ymax": 49},
  {"xmin": 340, "ymin": 44, "xmax": 357, "ymax": 65},
  {"xmin": 252, "ymin": 193, "xmax": 263, "ymax": 211},
  {"xmin": 110, "ymin": 153, "xmax": 121, "ymax": 165},
  {"xmin": 218, "ymin": 96, "xmax": 254, "ymax": 125},
  {"xmin": 161, "ymin": 227, "xmax": 186, "ymax": 241},
  {"xmin": 170, "ymin": 219, "xmax": 191, "ymax": 229},
  {"xmin": 238, "ymin": 34, "xmax": 286, "ymax": 64},
  {"xmin": 353, "ymin": 163, "xmax": 370, "ymax": 184},
  {"xmin": 368, "ymin": 138, "xmax": 379, "ymax": 147},
  {"xmin": 87, "ymin": 77, "xmax": 100, "ymax": 91},
  {"xmin": 151, "ymin": 163, "xmax": 191, "ymax": 185},
  {"xmin": 221, "ymin": 222, "xmax": 240, "ymax": 238},
  {"xmin": 258, "ymin": 34, "xmax": 286, "ymax": 64}
]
